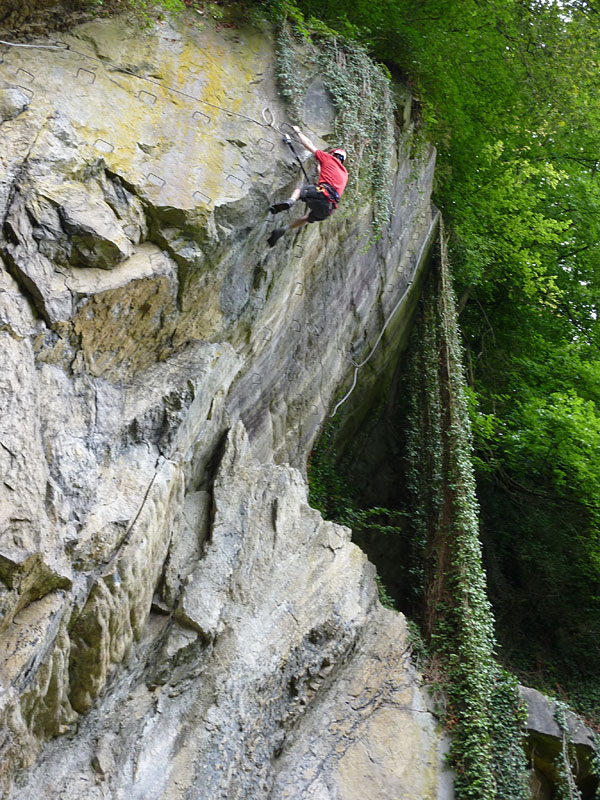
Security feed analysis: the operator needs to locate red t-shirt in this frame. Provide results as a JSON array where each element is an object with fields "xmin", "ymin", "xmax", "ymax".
[{"xmin": 315, "ymin": 150, "xmax": 348, "ymax": 199}]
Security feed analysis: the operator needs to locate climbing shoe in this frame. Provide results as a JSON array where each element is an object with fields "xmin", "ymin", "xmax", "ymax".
[
  {"xmin": 269, "ymin": 201, "xmax": 291, "ymax": 214},
  {"xmin": 269, "ymin": 200, "xmax": 290, "ymax": 214},
  {"xmin": 268, "ymin": 228, "xmax": 287, "ymax": 247}
]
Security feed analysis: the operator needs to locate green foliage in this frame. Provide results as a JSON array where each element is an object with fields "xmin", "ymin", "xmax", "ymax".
[
  {"xmin": 404, "ymin": 239, "xmax": 529, "ymax": 800},
  {"xmin": 274, "ymin": 26, "xmax": 306, "ymax": 122},
  {"xmin": 307, "ymin": 421, "xmax": 355, "ymax": 521},
  {"xmin": 386, "ymin": 3, "xmax": 600, "ymax": 708},
  {"xmin": 406, "ymin": 617, "xmax": 428, "ymax": 670},
  {"xmin": 77, "ymin": 0, "xmax": 186, "ymax": 25},
  {"xmin": 131, "ymin": 0, "xmax": 185, "ymax": 22},
  {"xmin": 375, "ymin": 575, "xmax": 396, "ymax": 610},
  {"xmin": 307, "ymin": 421, "xmax": 404, "ymax": 610},
  {"xmin": 489, "ymin": 671, "xmax": 530, "ymax": 800}
]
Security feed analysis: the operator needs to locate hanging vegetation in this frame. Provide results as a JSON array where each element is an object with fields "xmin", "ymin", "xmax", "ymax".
[
  {"xmin": 404, "ymin": 224, "xmax": 529, "ymax": 799},
  {"xmin": 554, "ymin": 701, "xmax": 585, "ymax": 800}
]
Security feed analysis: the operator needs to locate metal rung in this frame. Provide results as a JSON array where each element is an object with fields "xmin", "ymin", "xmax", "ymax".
[
  {"xmin": 257, "ymin": 138, "xmax": 274, "ymax": 151},
  {"xmin": 251, "ymin": 373, "xmax": 261, "ymax": 385},
  {"xmin": 16, "ymin": 68, "xmax": 34, "ymax": 83},
  {"xmin": 94, "ymin": 139, "xmax": 114, "ymax": 153},
  {"xmin": 263, "ymin": 327, "xmax": 272, "ymax": 341},
  {"xmin": 294, "ymin": 282, "xmax": 304, "ymax": 296},
  {"xmin": 146, "ymin": 173, "xmax": 166, "ymax": 188},
  {"xmin": 193, "ymin": 190, "xmax": 211, "ymax": 205},
  {"xmin": 291, "ymin": 319, "xmax": 301, "ymax": 332},
  {"xmin": 138, "ymin": 90, "xmax": 157, "ymax": 106},
  {"xmin": 76, "ymin": 67, "xmax": 96, "ymax": 85},
  {"xmin": 15, "ymin": 85, "xmax": 33, "ymax": 100},
  {"xmin": 294, "ymin": 245, "xmax": 303, "ymax": 258},
  {"xmin": 193, "ymin": 110, "xmax": 211, "ymax": 125},
  {"xmin": 226, "ymin": 174, "xmax": 244, "ymax": 189}
]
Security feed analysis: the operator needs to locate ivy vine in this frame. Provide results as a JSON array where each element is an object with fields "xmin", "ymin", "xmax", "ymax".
[
  {"xmin": 554, "ymin": 700, "xmax": 585, "ymax": 800},
  {"xmin": 404, "ymin": 223, "xmax": 529, "ymax": 799}
]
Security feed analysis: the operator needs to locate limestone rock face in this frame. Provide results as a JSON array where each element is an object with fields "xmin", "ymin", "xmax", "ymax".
[
  {"xmin": 521, "ymin": 686, "xmax": 597, "ymax": 797},
  {"xmin": 0, "ymin": 14, "xmax": 449, "ymax": 799}
]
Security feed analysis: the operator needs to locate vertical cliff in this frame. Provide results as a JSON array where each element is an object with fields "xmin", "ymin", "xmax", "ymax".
[{"xmin": 0, "ymin": 13, "xmax": 450, "ymax": 798}]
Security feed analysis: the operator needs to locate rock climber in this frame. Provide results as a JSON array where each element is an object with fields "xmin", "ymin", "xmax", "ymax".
[{"xmin": 267, "ymin": 125, "xmax": 348, "ymax": 247}]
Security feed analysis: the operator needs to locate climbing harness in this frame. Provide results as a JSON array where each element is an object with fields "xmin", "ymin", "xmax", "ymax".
[
  {"xmin": 316, "ymin": 182, "xmax": 339, "ymax": 208},
  {"xmin": 329, "ymin": 211, "xmax": 441, "ymax": 418}
]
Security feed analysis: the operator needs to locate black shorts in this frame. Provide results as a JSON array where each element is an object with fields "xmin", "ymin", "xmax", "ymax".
[{"xmin": 300, "ymin": 185, "xmax": 333, "ymax": 223}]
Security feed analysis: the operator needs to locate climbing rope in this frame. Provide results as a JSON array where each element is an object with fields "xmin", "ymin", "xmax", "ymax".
[
  {"xmin": 329, "ymin": 210, "xmax": 440, "ymax": 418},
  {"xmin": 0, "ymin": 37, "xmax": 303, "ymax": 141},
  {"xmin": 282, "ymin": 134, "xmax": 310, "ymax": 182}
]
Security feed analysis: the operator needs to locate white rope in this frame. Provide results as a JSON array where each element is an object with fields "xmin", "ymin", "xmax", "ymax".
[
  {"xmin": 330, "ymin": 210, "xmax": 440, "ymax": 418},
  {"xmin": 0, "ymin": 39, "xmax": 69, "ymax": 49}
]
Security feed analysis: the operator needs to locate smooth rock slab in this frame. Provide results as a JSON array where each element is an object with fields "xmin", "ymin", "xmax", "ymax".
[{"xmin": 272, "ymin": 609, "xmax": 453, "ymax": 800}]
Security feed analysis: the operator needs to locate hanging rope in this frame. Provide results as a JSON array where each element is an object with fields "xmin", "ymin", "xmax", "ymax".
[
  {"xmin": 282, "ymin": 134, "xmax": 310, "ymax": 182},
  {"xmin": 329, "ymin": 210, "xmax": 440, "ymax": 418}
]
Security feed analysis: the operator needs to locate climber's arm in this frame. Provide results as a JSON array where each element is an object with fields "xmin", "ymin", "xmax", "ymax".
[{"xmin": 292, "ymin": 125, "xmax": 318, "ymax": 155}]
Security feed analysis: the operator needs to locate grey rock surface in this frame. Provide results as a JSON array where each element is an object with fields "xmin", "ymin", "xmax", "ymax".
[
  {"xmin": 0, "ymin": 86, "xmax": 30, "ymax": 121},
  {"xmin": 521, "ymin": 685, "xmax": 597, "ymax": 796},
  {"xmin": 521, "ymin": 685, "xmax": 595, "ymax": 748},
  {"xmin": 0, "ymin": 13, "xmax": 450, "ymax": 799}
]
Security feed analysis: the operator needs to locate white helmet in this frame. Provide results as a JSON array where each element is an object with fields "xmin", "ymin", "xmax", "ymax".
[{"xmin": 331, "ymin": 148, "xmax": 347, "ymax": 163}]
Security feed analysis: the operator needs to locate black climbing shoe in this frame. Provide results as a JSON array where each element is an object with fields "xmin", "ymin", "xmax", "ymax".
[
  {"xmin": 269, "ymin": 201, "xmax": 291, "ymax": 214},
  {"xmin": 268, "ymin": 228, "xmax": 286, "ymax": 247}
]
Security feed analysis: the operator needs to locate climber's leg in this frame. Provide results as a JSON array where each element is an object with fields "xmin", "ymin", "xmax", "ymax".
[
  {"xmin": 267, "ymin": 212, "xmax": 310, "ymax": 247},
  {"xmin": 269, "ymin": 185, "xmax": 304, "ymax": 215},
  {"xmin": 288, "ymin": 213, "xmax": 310, "ymax": 231}
]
